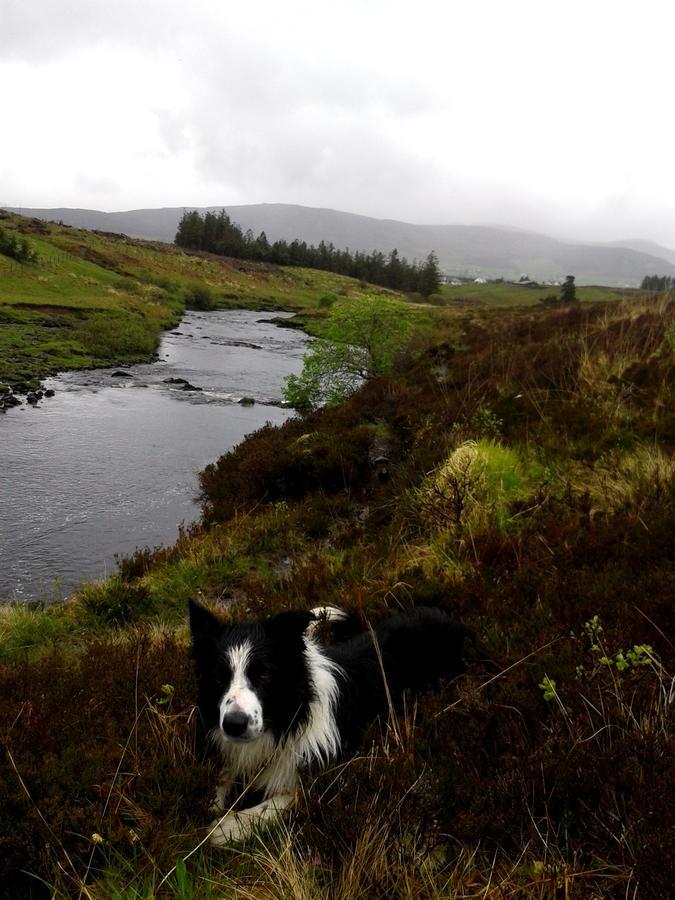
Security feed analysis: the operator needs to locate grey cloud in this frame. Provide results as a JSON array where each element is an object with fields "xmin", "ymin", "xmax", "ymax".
[
  {"xmin": 156, "ymin": 110, "xmax": 196, "ymax": 157},
  {"xmin": 2, "ymin": 1, "xmax": 673, "ymax": 247},
  {"xmin": 1, "ymin": 0, "xmax": 182, "ymax": 60}
]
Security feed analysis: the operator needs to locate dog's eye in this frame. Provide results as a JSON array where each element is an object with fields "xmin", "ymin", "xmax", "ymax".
[{"xmin": 247, "ymin": 662, "xmax": 270, "ymax": 686}]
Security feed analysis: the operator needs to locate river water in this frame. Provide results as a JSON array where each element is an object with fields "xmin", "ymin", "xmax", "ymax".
[{"xmin": 0, "ymin": 310, "xmax": 308, "ymax": 601}]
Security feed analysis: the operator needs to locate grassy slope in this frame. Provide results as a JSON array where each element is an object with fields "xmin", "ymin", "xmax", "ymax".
[
  {"xmin": 1, "ymin": 210, "xmax": 632, "ymax": 391},
  {"xmin": 0, "ymin": 287, "xmax": 673, "ymax": 897},
  {"xmin": 0, "ymin": 211, "xmax": 389, "ymax": 388}
]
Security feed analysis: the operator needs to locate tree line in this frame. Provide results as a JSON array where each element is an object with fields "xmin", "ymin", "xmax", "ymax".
[
  {"xmin": 175, "ymin": 209, "xmax": 441, "ymax": 296},
  {"xmin": 640, "ymin": 274, "xmax": 674, "ymax": 292}
]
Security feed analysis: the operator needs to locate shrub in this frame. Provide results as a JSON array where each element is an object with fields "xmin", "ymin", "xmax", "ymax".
[
  {"xmin": 77, "ymin": 577, "xmax": 156, "ymax": 626},
  {"xmin": 199, "ymin": 414, "xmax": 373, "ymax": 522},
  {"xmin": 184, "ymin": 281, "xmax": 216, "ymax": 310},
  {"xmin": 283, "ymin": 296, "xmax": 413, "ymax": 410},
  {"xmin": 0, "ymin": 632, "xmax": 211, "ymax": 895},
  {"xmin": 0, "ymin": 225, "xmax": 37, "ymax": 263},
  {"xmin": 415, "ymin": 439, "xmax": 550, "ymax": 534}
]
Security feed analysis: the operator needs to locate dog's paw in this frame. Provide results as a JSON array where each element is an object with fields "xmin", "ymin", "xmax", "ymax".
[
  {"xmin": 208, "ymin": 794, "xmax": 293, "ymax": 847},
  {"xmin": 208, "ymin": 813, "xmax": 251, "ymax": 846}
]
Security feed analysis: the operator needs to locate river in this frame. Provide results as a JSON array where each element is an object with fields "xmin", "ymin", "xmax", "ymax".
[{"xmin": 0, "ymin": 310, "xmax": 308, "ymax": 601}]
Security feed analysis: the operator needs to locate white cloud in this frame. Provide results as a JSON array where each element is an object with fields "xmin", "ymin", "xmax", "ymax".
[{"xmin": 2, "ymin": 0, "xmax": 674, "ymax": 245}]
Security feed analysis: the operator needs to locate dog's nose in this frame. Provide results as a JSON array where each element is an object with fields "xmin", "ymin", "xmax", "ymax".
[{"xmin": 221, "ymin": 710, "xmax": 250, "ymax": 737}]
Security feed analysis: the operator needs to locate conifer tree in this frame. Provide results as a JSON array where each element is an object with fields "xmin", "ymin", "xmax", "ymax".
[
  {"xmin": 419, "ymin": 251, "xmax": 441, "ymax": 298},
  {"xmin": 560, "ymin": 274, "xmax": 577, "ymax": 303}
]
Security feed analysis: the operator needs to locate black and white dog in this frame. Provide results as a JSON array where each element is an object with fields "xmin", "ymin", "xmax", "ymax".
[{"xmin": 188, "ymin": 600, "xmax": 473, "ymax": 845}]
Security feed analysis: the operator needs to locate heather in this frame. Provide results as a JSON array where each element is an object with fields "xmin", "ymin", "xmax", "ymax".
[{"xmin": 1, "ymin": 293, "xmax": 673, "ymax": 897}]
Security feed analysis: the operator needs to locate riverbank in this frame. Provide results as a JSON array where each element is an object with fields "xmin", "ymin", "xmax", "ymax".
[
  {"xmin": 1, "ymin": 292, "xmax": 673, "ymax": 896},
  {"xmin": 0, "ymin": 310, "xmax": 307, "ymax": 602},
  {"xmin": 0, "ymin": 211, "xmax": 387, "ymax": 402}
]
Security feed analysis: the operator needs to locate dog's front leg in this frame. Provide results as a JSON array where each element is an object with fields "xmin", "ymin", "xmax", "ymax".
[
  {"xmin": 209, "ymin": 781, "xmax": 229, "ymax": 815},
  {"xmin": 209, "ymin": 792, "xmax": 295, "ymax": 846}
]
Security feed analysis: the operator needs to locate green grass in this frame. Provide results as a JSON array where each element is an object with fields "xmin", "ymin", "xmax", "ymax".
[
  {"xmin": 1, "ymin": 211, "xmax": 631, "ymax": 390},
  {"xmin": 0, "ymin": 214, "xmax": 390, "ymax": 388},
  {"xmin": 0, "ymin": 219, "xmax": 183, "ymax": 385},
  {"xmin": 439, "ymin": 279, "xmax": 631, "ymax": 307},
  {"xmin": 40, "ymin": 227, "xmax": 388, "ymax": 314},
  {"xmin": 0, "ymin": 242, "xmax": 142, "ymax": 309},
  {"xmin": 0, "ymin": 602, "xmax": 74, "ymax": 661}
]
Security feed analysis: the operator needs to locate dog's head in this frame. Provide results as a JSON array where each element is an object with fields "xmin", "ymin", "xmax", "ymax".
[{"xmin": 188, "ymin": 600, "xmax": 314, "ymax": 746}]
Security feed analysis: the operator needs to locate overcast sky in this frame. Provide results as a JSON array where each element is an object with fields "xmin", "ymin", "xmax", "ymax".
[{"xmin": 2, "ymin": 0, "xmax": 674, "ymax": 246}]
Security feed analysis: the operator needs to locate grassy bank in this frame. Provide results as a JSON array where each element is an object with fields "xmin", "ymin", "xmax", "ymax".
[
  {"xmin": 1, "ymin": 288, "xmax": 673, "ymax": 897},
  {"xmin": 0, "ymin": 211, "xmax": 388, "ymax": 391}
]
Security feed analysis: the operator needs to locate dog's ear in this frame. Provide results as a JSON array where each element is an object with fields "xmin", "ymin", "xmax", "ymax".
[
  {"xmin": 265, "ymin": 609, "xmax": 314, "ymax": 639},
  {"xmin": 188, "ymin": 599, "xmax": 222, "ymax": 646}
]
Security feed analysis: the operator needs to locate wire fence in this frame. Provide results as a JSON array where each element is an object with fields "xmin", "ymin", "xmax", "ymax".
[{"xmin": 0, "ymin": 250, "xmax": 70, "ymax": 275}]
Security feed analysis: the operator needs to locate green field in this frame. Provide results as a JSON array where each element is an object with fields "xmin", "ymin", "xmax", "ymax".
[{"xmin": 439, "ymin": 279, "xmax": 631, "ymax": 307}]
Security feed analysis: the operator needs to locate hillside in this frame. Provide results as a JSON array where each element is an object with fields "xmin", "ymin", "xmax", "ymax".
[
  {"xmin": 0, "ymin": 211, "xmax": 390, "ymax": 391},
  {"xmin": 9, "ymin": 203, "xmax": 675, "ymax": 287},
  {"xmin": 0, "ymin": 210, "xmax": 631, "ymax": 397},
  {"xmin": 609, "ymin": 238, "xmax": 675, "ymax": 266},
  {"xmin": 1, "ymin": 282, "xmax": 673, "ymax": 896}
]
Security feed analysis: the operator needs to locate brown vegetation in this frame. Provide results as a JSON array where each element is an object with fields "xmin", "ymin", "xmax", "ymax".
[{"xmin": 1, "ymin": 295, "xmax": 673, "ymax": 896}]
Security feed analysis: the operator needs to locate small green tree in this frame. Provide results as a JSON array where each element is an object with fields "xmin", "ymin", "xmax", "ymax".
[
  {"xmin": 560, "ymin": 274, "xmax": 577, "ymax": 303},
  {"xmin": 283, "ymin": 296, "xmax": 413, "ymax": 410}
]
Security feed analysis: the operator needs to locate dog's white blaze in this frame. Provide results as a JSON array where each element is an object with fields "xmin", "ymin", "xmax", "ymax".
[{"xmin": 217, "ymin": 641, "xmax": 263, "ymax": 737}]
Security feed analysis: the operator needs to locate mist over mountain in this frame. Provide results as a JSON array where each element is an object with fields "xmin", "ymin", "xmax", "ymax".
[
  {"xmin": 607, "ymin": 239, "xmax": 675, "ymax": 267},
  {"xmin": 7, "ymin": 204, "xmax": 675, "ymax": 287}
]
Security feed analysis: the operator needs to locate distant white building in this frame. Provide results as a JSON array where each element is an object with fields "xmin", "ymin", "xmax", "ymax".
[{"xmin": 473, "ymin": 277, "xmax": 487, "ymax": 284}]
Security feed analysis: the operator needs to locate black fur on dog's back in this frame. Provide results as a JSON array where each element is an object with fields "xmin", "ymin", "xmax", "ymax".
[{"xmin": 326, "ymin": 607, "xmax": 473, "ymax": 748}]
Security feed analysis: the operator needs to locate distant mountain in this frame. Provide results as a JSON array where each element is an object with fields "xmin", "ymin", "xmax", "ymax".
[
  {"xmin": 607, "ymin": 239, "xmax": 675, "ymax": 267},
  {"xmin": 6, "ymin": 203, "xmax": 675, "ymax": 287}
]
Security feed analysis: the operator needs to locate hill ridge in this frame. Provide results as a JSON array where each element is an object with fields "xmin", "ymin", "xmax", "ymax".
[{"xmin": 6, "ymin": 203, "xmax": 675, "ymax": 286}]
